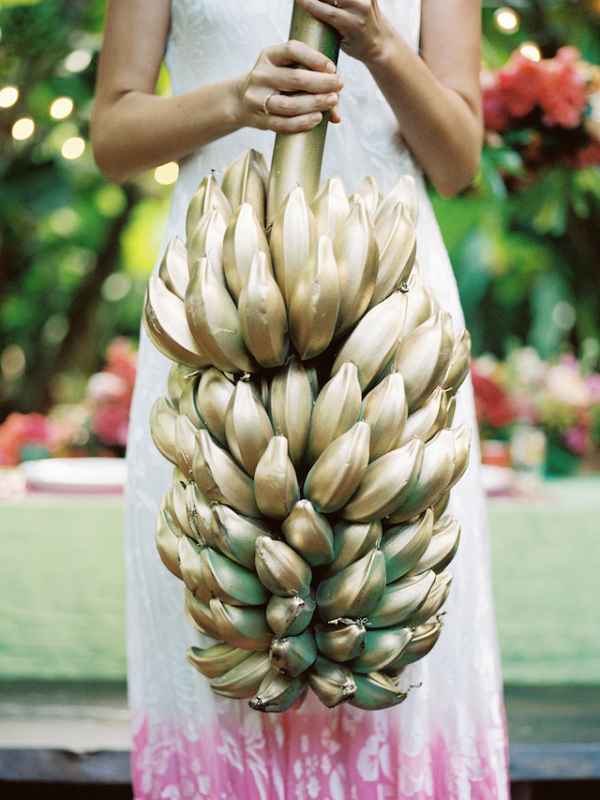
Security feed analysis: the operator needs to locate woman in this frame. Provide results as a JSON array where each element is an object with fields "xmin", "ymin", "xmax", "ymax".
[{"xmin": 92, "ymin": 2, "xmax": 510, "ymax": 798}]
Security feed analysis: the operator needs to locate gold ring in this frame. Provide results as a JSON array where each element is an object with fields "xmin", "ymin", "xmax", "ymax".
[{"xmin": 263, "ymin": 93, "xmax": 276, "ymax": 116}]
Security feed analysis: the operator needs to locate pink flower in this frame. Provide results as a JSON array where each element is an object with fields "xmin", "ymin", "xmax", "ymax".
[
  {"xmin": 497, "ymin": 53, "xmax": 545, "ymax": 119},
  {"xmin": 482, "ymin": 83, "xmax": 511, "ymax": 133},
  {"xmin": 564, "ymin": 425, "xmax": 588, "ymax": 454},
  {"xmin": 540, "ymin": 48, "xmax": 587, "ymax": 128}
]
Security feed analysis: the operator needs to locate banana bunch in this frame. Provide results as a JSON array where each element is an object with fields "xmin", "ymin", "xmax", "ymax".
[{"xmin": 146, "ymin": 146, "xmax": 472, "ymax": 713}]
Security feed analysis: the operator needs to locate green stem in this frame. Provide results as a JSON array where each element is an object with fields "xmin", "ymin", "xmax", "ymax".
[{"xmin": 266, "ymin": 3, "xmax": 340, "ymax": 226}]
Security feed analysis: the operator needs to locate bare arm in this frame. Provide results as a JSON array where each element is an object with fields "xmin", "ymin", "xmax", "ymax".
[
  {"xmin": 294, "ymin": 0, "xmax": 483, "ymax": 196},
  {"xmin": 91, "ymin": 0, "xmax": 343, "ymax": 184}
]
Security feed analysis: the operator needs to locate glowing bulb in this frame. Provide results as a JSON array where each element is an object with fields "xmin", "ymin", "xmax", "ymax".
[
  {"xmin": 0, "ymin": 85, "xmax": 19, "ymax": 108},
  {"xmin": 61, "ymin": 136, "xmax": 86, "ymax": 160},
  {"xmin": 12, "ymin": 117, "xmax": 35, "ymax": 141},
  {"xmin": 50, "ymin": 96, "xmax": 74, "ymax": 120},
  {"xmin": 519, "ymin": 42, "xmax": 542, "ymax": 62},
  {"xmin": 64, "ymin": 48, "xmax": 92, "ymax": 73},
  {"xmin": 494, "ymin": 8, "xmax": 519, "ymax": 34},
  {"xmin": 154, "ymin": 161, "xmax": 179, "ymax": 185}
]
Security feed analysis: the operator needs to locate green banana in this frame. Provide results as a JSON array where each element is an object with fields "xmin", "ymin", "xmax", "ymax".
[
  {"xmin": 200, "ymin": 546, "xmax": 271, "ymax": 607},
  {"xmin": 270, "ymin": 184, "xmax": 316, "ymax": 305},
  {"xmin": 340, "ymin": 437, "xmax": 424, "ymax": 522},
  {"xmin": 211, "ymin": 503, "xmax": 273, "ymax": 569},
  {"xmin": 186, "ymin": 209, "xmax": 227, "ymax": 285},
  {"xmin": 225, "ymin": 378, "xmax": 275, "ymax": 476},
  {"xmin": 407, "ymin": 570, "xmax": 452, "ymax": 627},
  {"xmin": 308, "ymin": 656, "xmax": 357, "ymax": 708},
  {"xmin": 314, "ymin": 618, "xmax": 367, "ymax": 662},
  {"xmin": 254, "ymin": 535, "xmax": 312, "ymax": 597},
  {"xmin": 186, "ymin": 256, "xmax": 256, "ymax": 375},
  {"xmin": 380, "ymin": 509, "xmax": 434, "ymax": 583},
  {"xmin": 326, "ymin": 518, "xmax": 382, "ymax": 575},
  {"xmin": 349, "ymin": 671, "xmax": 409, "ymax": 710},
  {"xmin": 268, "ymin": 355, "xmax": 314, "ymax": 470},
  {"xmin": 266, "ymin": 591, "xmax": 316, "ymax": 638},
  {"xmin": 316, "ymin": 548, "xmax": 386, "ymax": 622},
  {"xmin": 185, "ymin": 173, "xmax": 232, "ymax": 242},
  {"xmin": 184, "ymin": 589, "xmax": 222, "ymax": 640},
  {"xmin": 367, "ymin": 569, "xmax": 436, "ymax": 628},
  {"xmin": 186, "ymin": 642, "xmax": 253, "ymax": 679},
  {"xmin": 288, "ymin": 235, "xmax": 341, "ymax": 360},
  {"xmin": 210, "ymin": 651, "xmax": 273, "ymax": 699},
  {"xmin": 308, "ymin": 362, "xmax": 362, "ymax": 465},
  {"xmin": 196, "ymin": 367, "xmax": 234, "ymax": 447},
  {"xmin": 304, "ymin": 421, "xmax": 371, "ymax": 514},
  {"xmin": 209, "ymin": 597, "xmax": 273, "ymax": 651},
  {"xmin": 384, "ymin": 620, "xmax": 442, "ymax": 672},
  {"xmin": 310, "ymin": 175, "xmax": 349, "ymax": 239},
  {"xmin": 360, "ymin": 372, "xmax": 408, "ymax": 461},
  {"xmin": 185, "ymin": 481, "xmax": 216, "ymax": 546},
  {"xmin": 238, "ymin": 251, "xmax": 289, "ymax": 369},
  {"xmin": 178, "ymin": 534, "xmax": 211, "ymax": 603},
  {"xmin": 155, "ymin": 501, "xmax": 182, "ymax": 579},
  {"xmin": 350, "ymin": 625, "xmax": 413, "ymax": 673},
  {"xmin": 270, "ymin": 628, "xmax": 318, "ymax": 678},
  {"xmin": 222, "ymin": 202, "xmax": 272, "ymax": 303},
  {"xmin": 158, "ymin": 236, "xmax": 190, "ymax": 300},
  {"xmin": 407, "ymin": 515, "xmax": 461, "ymax": 575},
  {"xmin": 249, "ymin": 671, "xmax": 308, "ymax": 713},
  {"xmin": 281, "ymin": 499, "xmax": 334, "ymax": 567},
  {"xmin": 254, "ymin": 435, "xmax": 300, "ymax": 521},
  {"xmin": 169, "ymin": 475, "xmax": 196, "ymax": 539}
]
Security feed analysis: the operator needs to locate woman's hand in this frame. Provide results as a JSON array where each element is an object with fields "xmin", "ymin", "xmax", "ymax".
[{"xmin": 239, "ymin": 39, "xmax": 343, "ymax": 133}]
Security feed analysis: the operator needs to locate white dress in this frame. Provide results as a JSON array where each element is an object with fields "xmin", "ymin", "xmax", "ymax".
[{"xmin": 125, "ymin": 2, "xmax": 511, "ymax": 798}]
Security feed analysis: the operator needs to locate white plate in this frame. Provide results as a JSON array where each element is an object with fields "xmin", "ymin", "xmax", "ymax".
[{"xmin": 20, "ymin": 457, "xmax": 127, "ymax": 493}]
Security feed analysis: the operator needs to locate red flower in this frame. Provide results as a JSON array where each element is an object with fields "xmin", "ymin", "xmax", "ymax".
[
  {"xmin": 471, "ymin": 367, "xmax": 517, "ymax": 430},
  {"xmin": 482, "ymin": 83, "xmax": 511, "ymax": 133},
  {"xmin": 497, "ymin": 53, "xmax": 545, "ymax": 119},
  {"xmin": 540, "ymin": 48, "xmax": 587, "ymax": 128}
]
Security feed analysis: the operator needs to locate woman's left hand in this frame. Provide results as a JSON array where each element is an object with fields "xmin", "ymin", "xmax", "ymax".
[{"xmin": 294, "ymin": 0, "xmax": 390, "ymax": 64}]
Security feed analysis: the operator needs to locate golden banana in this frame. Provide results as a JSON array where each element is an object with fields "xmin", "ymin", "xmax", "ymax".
[
  {"xmin": 316, "ymin": 548, "xmax": 386, "ymax": 622},
  {"xmin": 253, "ymin": 435, "xmax": 300, "ymax": 521},
  {"xmin": 281, "ymin": 499, "xmax": 334, "ymax": 567},
  {"xmin": 225, "ymin": 378, "xmax": 275, "ymax": 476},
  {"xmin": 270, "ymin": 184, "xmax": 316, "ymax": 305},
  {"xmin": 360, "ymin": 372, "xmax": 408, "ymax": 460},
  {"xmin": 268, "ymin": 355, "xmax": 314, "ymax": 470},
  {"xmin": 222, "ymin": 202, "xmax": 272, "ymax": 303},
  {"xmin": 307, "ymin": 656, "xmax": 357, "ymax": 708},
  {"xmin": 254, "ymin": 535, "xmax": 312, "ymax": 598},
  {"xmin": 270, "ymin": 628, "xmax": 317, "ymax": 677},
  {"xmin": 186, "ymin": 642, "xmax": 253, "ymax": 679},
  {"xmin": 308, "ymin": 362, "xmax": 362, "ymax": 465},
  {"xmin": 380, "ymin": 508, "xmax": 434, "ymax": 583},
  {"xmin": 310, "ymin": 175, "xmax": 349, "ymax": 239},
  {"xmin": 158, "ymin": 236, "xmax": 190, "ymax": 300}
]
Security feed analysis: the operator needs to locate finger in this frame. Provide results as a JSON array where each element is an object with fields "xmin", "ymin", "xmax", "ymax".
[
  {"xmin": 265, "ymin": 91, "xmax": 339, "ymax": 118},
  {"xmin": 271, "ymin": 65, "xmax": 343, "ymax": 96},
  {"xmin": 269, "ymin": 38, "xmax": 338, "ymax": 74},
  {"xmin": 267, "ymin": 111, "xmax": 325, "ymax": 135}
]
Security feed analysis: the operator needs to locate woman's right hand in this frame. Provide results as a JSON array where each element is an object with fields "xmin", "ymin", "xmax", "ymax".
[{"xmin": 238, "ymin": 39, "xmax": 344, "ymax": 133}]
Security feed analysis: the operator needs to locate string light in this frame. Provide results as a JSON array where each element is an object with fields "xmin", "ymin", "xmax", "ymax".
[
  {"xmin": 64, "ymin": 48, "xmax": 92, "ymax": 73},
  {"xmin": 0, "ymin": 85, "xmax": 19, "ymax": 108},
  {"xmin": 12, "ymin": 117, "xmax": 35, "ymax": 141},
  {"xmin": 61, "ymin": 136, "xmax": 86, "ymax": 160},
  {"xmin": 519, "ymin": 42, "xmax": 542, "ymax": 62},
  {"xmin": 493, "ymin": 7, "xmax": 520, "ymax": 34},
  {"xmin": 154, "ymin": 161, "xmax": 179, "ymax": 185},
  {"xmin": 50, "ymin": 96, "xmax": 74, "ymax": 120}
]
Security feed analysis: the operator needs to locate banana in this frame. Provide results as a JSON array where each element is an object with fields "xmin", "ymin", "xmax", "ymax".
[
  {"xmin": 448, "ymin": 423, "xmax": 471, "ymax": 490},
  {"xmin": 308, "ymin": 656, "xmax": 357, "ymax": 708},
  {"xmin": 354, "ymin": 175, "xmax": 382, "ymax": 216},
  {"xmin": 326, "ymin": 519, "xmax": 382, "ymax": 575},
  {"xmin": 184, "ymin": 589, "xmax": 222, "ymax": 640},
  {"xmin": 238, "ymin": 251, "xmax": 289, "ymax": 369},
  {"xmin": 314, "ymin": 618, "xmax": 367, "ymax": 662},
  {"xmin": 192, "ymin": 428, "xmax": 260, "ymax": 518},
  {"xmin": 185, "ymin": 173, "xmax": 233, "ymax": 242},
  {"xmin": 442, "ymin": 328, "xmax": 472, "ymax": 396},
  {"xmin": 333, "ymin": 197, "xmax": 379, "ymax": 334},
  {"xmin": 266, "ymin": 592, "xmax": 316, "ymax": 638},
  {"xmin": 158, "ymin": 236, "xmax": 190, "ymax": 300},
  {"xmin": 432, "ymin": 490, "xmax": 450, "ymax": 522},
  {"xmin": 446, "ymin": 395, "xmax": 457, "ymax": 427},
  {"xmin": 211, "ymin": 503, "xmax": 272, "ymax": 570},
  {"xmin": 310, "ymin": 175, "xmax": 349, "ymax": 239},
  {"xmin": 185, "ymin": 481, "xmax": 216, "ymax": 546},
  {"xmin": 391, "ymin": 309, "xmax": 454, "ymax": 410},
  {"xmin": 281, "ymin": 499, "xmax": 334, "ymax": 567},
  {"xmin": 288, "ymin": 235, "xmax": 341, "ymax": 361},
  {"xmin": 220, "ymin": 148, "xmax": 269, "ymax": 225},
  {"xmin": 407, "ymin": 570, "xmax": 452, "ymax": 627},
  {"xmin": 380, "ymin": 508, "xmax": 434, "ymax": 583},
  {"xmin": 249, "ymin": 671, "xmax": 308, "ymax": 713},
  {"xmin": 155, "ymin": 501, "xmax": 183, "ymax": 578},
  {"xmin": 167, "ymin": 362, "xmax": 196, "ymax": 407},
  {"xmin": 196, "ymin": 367, "xmax": 234, "ymax": 447},
  {"xmin": 178, "ymin": 534, "xmax": 211, "ymax": 602},
  {"xmin": 186, "ymin": 642, "xmax": 253, "ymax": 679},
  {"xmin": 368, "ymin": 202, "xmax": 416, "ymax": 308},
  {"xmin": 254, "ymin": 535, "xmax": 312, "ymax": 598},
  {"xmin": 270, "ymin": 628, "xmax": 317, "ymax": 677},
  {"xmin": 398, "ymin": 387, "xmax": 449, "ymax": 446},
  {"xmin": 270, "ymin": 184, "xmax": 316, "ymax": 305},
  {"xmin": 209, "ymin": 597, "xmax": 273, "ymax": 651},
  {"xmin": 254, "ymin": 435, "xmax": 300, "ymax": 521},
  {"xmin": 269, "ymin": 355, "xmax": 314, "ymax": 470},
  {"xmin": 200, "ymin": 547, "xmax": 270, "ymax": 607},
  {"xmin": 222, "ymin": 202, "xmax": 272, "ymax": 303},
  {"xmin": 384, "ymin": 620, "xmax": 442, "ymax": 672},
  {"xmin": 210, "ymin": 651, "xmax": 273, "ymax": 699},
  {"xmin": 143, "ymin": 276, "xmax": 211, "ymax": 369},
  {"xmin": 385, "ymin": 429, "xmax": 456, "ymax": 523},
  {"xmin": 187, "ymin": 208, "xmax": 228, "ymax": 285},
  {"xmin": 330, "ymin": 291, "xmax": 407, "ymax": 391},
  {"xmin": 340, "ymin": 437, "xmax": 424, "ymax": 523},
  {"xmin": 304, "ymin": 421, "xmax": 371, "ymax": 514},
  {"xmin": 400, "ymin": 272, "xmax": 437, "ymax": 337},
  {"xmin": 360, "ymin": 372, "xmax": 408, "ymax": 460},
  {"xmin": 316, "ymin": 548, "xmax": 386, "ymax": 622},
  {"xmin": 177, "ymin": 372, "xmax": 203, "ymax": 428},
  {"xmin": 406, "ymin": 515, "xmax": 461, "ymax": 575},
  {"xmin": 224, "ymin": 377, "xmax": 274, "ymax": 476},
  {"xmin": 186, "ymin": 257, "xmax": 256, "ymax": 375},
  {"xmin": 308, "ymin": 362, "xmax": 362, "ymax": 465},
  {"xmin": 149, "ymin": 396, "xmax": 179, "ymax": 465},
  {"xmin": 374, "ymin": 173, "xmax": 419, "ymax": 227},
  {"xmin": 169, "ymin": 474, "xmax": 197, "ymax": 539},
  {"xmin": 367, "ymin": 569, "xmax": 436, "ymax": 628},
  {"xmin": 349, "ymin": 671, "xmax": 409, "ymax": 710},
  {"xmin": 350, "ymin": 625, "xmax": 413, "ymax": 673},
  {"xmin": 174, "ymin": 413, "xmax": 197, "ymax": 481}
]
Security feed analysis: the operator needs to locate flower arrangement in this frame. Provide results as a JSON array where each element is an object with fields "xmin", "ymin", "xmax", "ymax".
[
  {"xmin": 482, "ymin": 46, "xmax": 600, "ymax": 176},
  {"xmin": 0, "ymin": 337, "xmax": 137, "ymax": 467},
  {"xmin": 472, "ymin": 345, "xmax": 600, "ymax": 473}
]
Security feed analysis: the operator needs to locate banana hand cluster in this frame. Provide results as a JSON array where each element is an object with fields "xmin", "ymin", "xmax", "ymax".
[{"xmin": 147, "ymin": 151, "xmax": 472, "ymax": 711}]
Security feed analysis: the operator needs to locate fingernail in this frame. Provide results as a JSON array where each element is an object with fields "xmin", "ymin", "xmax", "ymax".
[
  {"xmin": 311, "ymin": 113, "xmax": 322, "ymax": 123},
  {"xmin": 326, "ymin": 62, "xmax": 336, "ymax": 73},
  {"xmin": 327, "ymin": 94, "xmax": 337, "ymax": 106}
]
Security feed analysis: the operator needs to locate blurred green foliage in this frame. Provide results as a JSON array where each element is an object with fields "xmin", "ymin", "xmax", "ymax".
[{"xmin": 1, "ymin": 0, "xmax": 600, "ymax": 421}]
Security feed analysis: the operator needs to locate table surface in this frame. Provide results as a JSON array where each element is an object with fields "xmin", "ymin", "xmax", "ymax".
[{"xmin": 1, "ymin": 473, "xmax": 599, "ymax": 685}]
